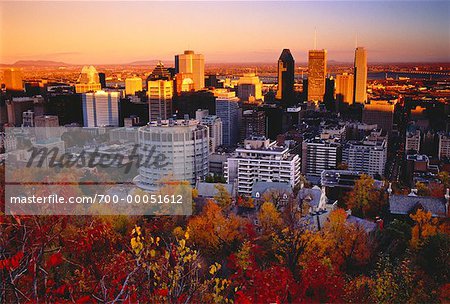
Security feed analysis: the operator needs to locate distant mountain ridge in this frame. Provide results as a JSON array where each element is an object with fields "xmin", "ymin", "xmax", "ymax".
[{"xmin": 5, "ymin": 60, "xmax": 70, "ymax": 67}]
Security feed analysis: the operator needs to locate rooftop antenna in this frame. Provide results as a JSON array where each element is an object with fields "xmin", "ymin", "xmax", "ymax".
[
  {"xmin": 355, "ymin": 32, "xmax": 358, "ymax": 49},
  {"xmin": 314, "ymin": 27, "xmax": 317, "ymax": 50}
]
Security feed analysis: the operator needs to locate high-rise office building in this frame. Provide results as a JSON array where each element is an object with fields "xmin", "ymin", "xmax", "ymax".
[
  {"xmin": 125, "ymin": 77, "xmax": 143, "ymax": 96},
  {"xmin": 237, "ymin": 73, "xmax": 263, "ymax": 101},
  {"xmin": 353, "ymin": 47, "xmax": 368, "ymax": 104},
  {"xmin": 134, "ymin": 119, "xmax": 209, "ymax": 191},
  {"xmin": 175, "ymin": 50, "xmax": 205, "ymax": 91},
  {"xmin": 147, "ymin": 62, "xmax": 173, "ymax": 122},
  {"xmin": 307, "ymin": 49, "xmax": 327, "ymax": 102},
  {"xmin": 75, "ymin": 66, "xmax": 102, "ymax": 93},
  {"xmin": 82, "ymin": 90, "xmax": 120, "ymax": 127},
  {"xmin": 215, "ymin": 91, "xmax": 240, "ymax": 146},
  {"xmin": 275, "ymin": 49, "xmax": 295, "ymax": 106},
  {"xmin": 147, "ymin": 80, "xmax": 173, "ymax": 122},
  {"xmin": 335, "ymin": 73, "xmax": 354, "ymax": 105},
  {"xmin": 98, "ymin": 72, "xmax": 106, "ymax": 89},
  {"xmin": 225, "ymin": 137, "xmax": 301, "ymax": 195},
  {"xmin": 3, "ymin": 68, "xmax": 23, "ymax": 91}
]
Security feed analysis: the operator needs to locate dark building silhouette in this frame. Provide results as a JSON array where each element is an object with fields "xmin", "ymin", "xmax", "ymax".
[
  {"xmin": 98, "ymin": 73, "xmax": 106, "ymax": 89},
  {"xmin": 324, "ymin": 77, "xmax": 335, "ymax": 112},
  {"xmin": 172, "ymin": 91, "xmax": 216, "ymax": 119},
  {"xmin": 275, "ymin": 49, "xmax": 295, "ymax": 107},
  {"xmin": 45, "ymin": 93, "xmax": 83, "ymax": 126},
  {"xmin": 205, "ymin": 75, "xmax": 220, "ymax": 88},
  {"xmin": 119, "ymin": 98, "xmax": 149, "ymax": 126},
  {"xmin": 261, "ymin": 104, "xmax": 284, "ymax": 140}
]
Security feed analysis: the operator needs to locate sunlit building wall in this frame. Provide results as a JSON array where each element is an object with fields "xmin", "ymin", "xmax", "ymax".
[
  {"xmin": 125, "ymin": 77, "xmax": 143, "ymax": 96},
  {"xmin": 354, "ymin": 47, "xmax": 368, "ymax": 104},
  {"xmin": 175, "ymin": 50, "xmax": 205, "ymax": 91},
  {"xmin": 335, "ymin": 73, "xmax": 354, "ymax": 105},
  {"xmin": 147, "ymin": 80, "xmax": 173, "ymax": 121},
  {"xmin": 307, "ymin": 49, "xmax": 327, "ymax": 102},
  {"xmin": 82, "ymin": 90, "xmax": 120, "ymax": 127},
  {"xmin": 3, "ymin": 68, "xmax": 23, "ymax": 91}
]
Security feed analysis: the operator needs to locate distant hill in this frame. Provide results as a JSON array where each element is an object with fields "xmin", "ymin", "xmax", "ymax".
[{"xmin": 6, "ymin": 60, "xmax": 70, "ymax": 67}]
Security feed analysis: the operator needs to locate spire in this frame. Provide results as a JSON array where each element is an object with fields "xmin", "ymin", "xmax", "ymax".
[{"xmin": 314, "ymin": 27, "xmax": 317, "ymax": 50}]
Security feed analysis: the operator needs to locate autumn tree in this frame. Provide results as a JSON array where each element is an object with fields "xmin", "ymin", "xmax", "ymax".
[
  {"xmin": 409, "ymin": 209, "xmax": 438, "ymax": 248},
  {"xmin": 214, "ymin": 184, "xmax": 232, "ymax": 210},
  {"xmin": 345, "ymin": 174, "xmax": 386, "ymax": 218},
  {"xmin": 187, "ymin": 201, "xmax": 243, "ymax": 258}
]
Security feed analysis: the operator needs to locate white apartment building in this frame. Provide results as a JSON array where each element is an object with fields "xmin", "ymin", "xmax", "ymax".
[
  {"xmin": 301, "ymin": 138, "xmax": 341, "ymax": 177},
  {"xmin": 225, "ymin": 137, "xmax": 301, "ymax": 195},
  {"xmin": 342, "ymin": 137, "xmax": 387, "ymax": 177}
]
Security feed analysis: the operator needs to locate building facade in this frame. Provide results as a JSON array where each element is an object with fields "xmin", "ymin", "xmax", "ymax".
[
  {"xmin": 82, "ymin": 90, "xmax": 120, "ymax": 127},
  {"xmin": 342, "ymin": 137, "xmax": 387, "ymax": 177},
  {"xmin": 335, "ymin": 73, "xmax": 354, "ymax": 105},
  {"xmin": 307, "ymin": 49, "xmax": 327, "ymax": 102},
  {"xmin": 301, "ymin": 138, "xmax": 341, "ymax": 177},
  {"xmin": 237, "ymin": 73, "xmax": 263, "ymax": 101},
  {"xmin": 125, "ymin": 77, "xmax": 143, "ymax": 96},
  {"xmin": 353, "ymin": 47, "xmax": 368, "ymax": 104},
  {"xmin": 225, "ymin": 137, "xmax": 301, "ymax": 195},
  {"xmin": 215, "ymin": 91, "xmax": 240, "ymax": 146},
  {"xmin": 3, "ymin": 68, "xmax": 23, "ymax": 91},
  {"xmin": 175, "ymin": 50, "xmax": 205, "ymax": 91},
  {"xmin": 275, "ymin": 49, "xmax": 295, "ymax": 106},
  {"xmin": 147, "ymin": 80, "xmax": 173, "ymax": 122},
  {"xmin": 134, "ymin": 119, "xmax": 209, "ymax": 191}
]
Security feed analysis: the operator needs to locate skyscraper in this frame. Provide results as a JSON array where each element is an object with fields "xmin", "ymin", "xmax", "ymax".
[
  {"xmin": 353, "ymin": 47, "xmax": 368, "ymax": 104},
  {"xmin": 147, "ymin": 62, "xmax": 173, "ymax": 122},
  {"xmin": 125, "ymin": 77, "xmax": 143, "ymax": 96},
  {"xmin": 3, "ymin": 68, "xmax": 23, "ymax": 91},
  {"xmin": 307, "ymin": 49, "xmax": 327, "ymax": 102},
  {"xmin": 335, "ymin": 73, "xmax": 354, "ymax": 105},
  {"xmin": 75, "ymin": 66, "xmax": 102, "ymax": 93},
  {"xmin": 147, "ymin": 80, "xmax": 173, "ymax": 122},
  {"xmin": 175, "ymin": 50, "xmax": 205, "ymax": 91},
  {"xmin": 215, "ymin": 91, "xmax": 240, "ymax": 146},
  {"xmin": 82, "ymin": 90, "xmax": 120, "ymax": 127},
  {"xmin": 275, "ymin": 49, "xmax": 295, "ymax": 106}
]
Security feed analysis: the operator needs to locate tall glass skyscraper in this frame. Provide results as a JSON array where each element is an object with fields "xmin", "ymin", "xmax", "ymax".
[
  {"xmin": 275, "ymin": 49, "xmax": 295, "ymax": 106},
  {"xmin": 353, "ymin": 47, "xmax": 368, "ymax": 104}
]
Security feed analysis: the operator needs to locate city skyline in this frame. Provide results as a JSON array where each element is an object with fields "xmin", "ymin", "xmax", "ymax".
[{"xmin": 1, "ymin": 1, "xmax": 449, "ymax": 64}]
